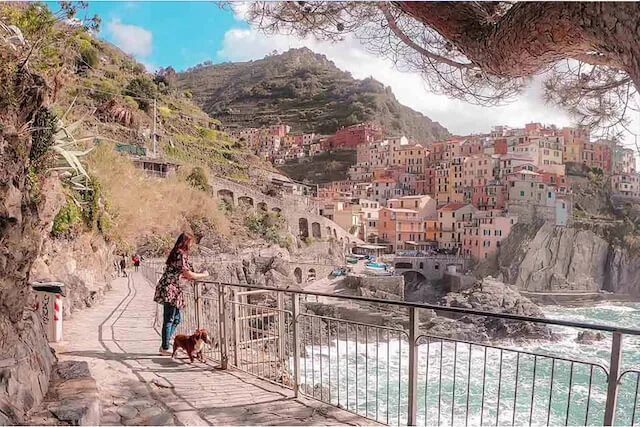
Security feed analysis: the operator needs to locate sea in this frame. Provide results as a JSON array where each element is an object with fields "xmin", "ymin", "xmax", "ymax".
[{"xmin": 298, "ymin": 303, "xmax": 640, "ymax": 426}]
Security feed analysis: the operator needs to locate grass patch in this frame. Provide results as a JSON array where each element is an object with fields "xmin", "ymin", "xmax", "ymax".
[{"xmin": 88, "ymin": 143, "xmax": 227, "ymax": 249}]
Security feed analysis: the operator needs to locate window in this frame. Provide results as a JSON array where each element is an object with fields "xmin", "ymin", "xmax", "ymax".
[
  {"xmin": 434, "ymin": 264, "xmax": 440, "ymax": 270},
  {"xmin": 548, "ymin": 192, "xmax": 552, "ymax": 198},
  {"xmin": 520, "ymin": 191, "xmax": 525, "ymax": 197}
]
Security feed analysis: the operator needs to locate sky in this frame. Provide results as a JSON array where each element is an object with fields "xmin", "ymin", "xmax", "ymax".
[{"xmin": 68, "ymin": 2, "xmax": 639, "ymax": 148}]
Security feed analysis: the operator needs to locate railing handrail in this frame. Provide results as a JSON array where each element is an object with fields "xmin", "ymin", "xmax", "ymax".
[{"xmin": 195, "ymin": 279, "xmax": 640, "ymax": 336}]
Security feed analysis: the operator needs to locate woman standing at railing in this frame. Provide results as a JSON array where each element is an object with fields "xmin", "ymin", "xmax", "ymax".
[{"xmin": 154, "ymin": 232, "xmax": 209, "ymax": 356}]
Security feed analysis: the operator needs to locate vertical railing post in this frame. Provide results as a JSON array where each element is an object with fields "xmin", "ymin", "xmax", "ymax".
[
  {"xmin": 194, "ymin": 281, "xmax": 202, "ymax": 330},
  {"xmin": 604, "ymin": 331, "xmax": 623, "ymax": 426},
  {"xmin": 407, "ymin": 306, "xmax": 419, "ymax": 426},
  {"xmin": 218, "ymin": 284, "xmax": 229, "ymax": 370},
  {"xmin": 291, "ymin": 292, "xmax": 301, "ymax": 397},
  {"xmin": 277, "ymin": 292, "xmax": 285, "ymax": 369},
  {"xmin": 233, "ymin": 288, "xmax": 240, "ymax": 367}
]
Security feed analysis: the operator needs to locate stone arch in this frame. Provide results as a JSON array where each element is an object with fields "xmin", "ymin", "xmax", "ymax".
[
  {"xmin": 217, "ymin": 189, "xmax": 234, "ymax": 203},
  {"xmin": 272, "ymin": 207, "xmax": 282, "ymax": 213},
  {"xmin": 333, "ymin": 229, "xmax": 337, "ymax": 238},
  {"xmin": 307, "ymin": 268, "xmax": 316, "ymax": 282},
  {"xmin": 299, "ymin": 218, "xmax": 309, "ymax": 239},
  {"xmin": 419, "ymin": 262, "xmax": 424, "ymax": 270},
  {"xmin": 238, "ymin": 196, "xmax": 254, "ymax": 207},
  {"xmin": 294, "ymin": 267, "xmax": 302, "ymax": 284},
  {"xmin": 311, "ymin": 222, "xmax": 321, "ymax": 239},
  {"xmin": 326, "ymin": 226, "xmax": 332, "ymax": 237},
  {"xmin": 395, "ymin": 262, "xmax": 413, "ymax": 269},
  {"xmin": 257, "ymin": 202, "xmax": 268, "ymax": 212}
]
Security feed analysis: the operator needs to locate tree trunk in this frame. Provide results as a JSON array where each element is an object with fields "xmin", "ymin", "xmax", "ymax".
[{"xmin": 395, "ymin": 2, "xmax": 640, "ymax": 86}]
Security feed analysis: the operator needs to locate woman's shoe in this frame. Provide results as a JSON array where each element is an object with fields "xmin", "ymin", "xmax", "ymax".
[{"xmin": 158, "ymin": 347, "xmax": 172, "ymax": 356}]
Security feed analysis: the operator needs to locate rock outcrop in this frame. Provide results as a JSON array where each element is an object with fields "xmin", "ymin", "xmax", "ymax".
[
  {"xmin": 0, "ymin": 53, "xmax": 58, "ymax": 422},
  {"xmin": 478, "ymin": 222, "xmax": 640, "ymax": 297},
  {"xmin": 30, "ymin": 233, "xmax": 116, "ymax": 317},
  {"xmin": 427, "ymin": 277, "xmax": 552, "ymax": 342}
]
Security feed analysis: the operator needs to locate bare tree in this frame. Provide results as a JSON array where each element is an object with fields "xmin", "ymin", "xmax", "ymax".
[{"xmin": 245, "ymin": 2, "xmax": 640, "ymax": 141}]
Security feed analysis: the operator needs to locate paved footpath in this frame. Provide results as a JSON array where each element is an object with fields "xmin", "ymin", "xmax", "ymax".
[{"xmin": 51, "ymin": 271, "xmax": 373, "ymax": 426}]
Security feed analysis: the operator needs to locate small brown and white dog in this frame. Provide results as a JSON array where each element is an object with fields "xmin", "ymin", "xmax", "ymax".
[{"xmin": 172, "ymin": 329, "xmax": 211, "ymax": 363}]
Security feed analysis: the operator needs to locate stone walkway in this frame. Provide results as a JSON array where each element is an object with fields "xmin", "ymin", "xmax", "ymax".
[{"xmin": 51, "ymin": 272, "xmax": 374, "ymax": 425}]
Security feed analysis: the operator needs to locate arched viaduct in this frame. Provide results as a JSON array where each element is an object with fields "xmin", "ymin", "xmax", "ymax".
[{"xmin": 210, "ymin": 177, "xmax": 362, "ymax": 248}]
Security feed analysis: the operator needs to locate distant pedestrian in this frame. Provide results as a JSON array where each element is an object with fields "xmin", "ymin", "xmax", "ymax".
[
  {"xmin": 154, "ymin": 232, "xmax": 209, "ymax": 356},
  {"xmin": 120, "ymin": 255, "xmax": 127, "ymax": 277},
  {"xmin": 132, "ymin": 254, "xmax": 141, "ymax": 272}
]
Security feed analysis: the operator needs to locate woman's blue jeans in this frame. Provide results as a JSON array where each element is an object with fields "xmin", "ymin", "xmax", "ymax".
[{"xmin": 161, "ymin": 303, "xmax": 181, "ymax": 350}]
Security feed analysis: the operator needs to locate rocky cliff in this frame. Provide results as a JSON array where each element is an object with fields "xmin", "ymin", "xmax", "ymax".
[
  {"xmin": 478, "ymin": 222, "xmax": 640, "ymax": 296},
  {"xmin": 0, "ymin": 52, "xmax": 58, "ymax": 425},
  {"xmin": 30, "ymin": 233, "xmax": 116, "ymax": 318}
]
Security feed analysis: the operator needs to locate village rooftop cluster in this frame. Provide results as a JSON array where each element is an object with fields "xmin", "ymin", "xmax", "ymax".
[{"xmin": 230, "ymin": 122, "xmax": 639, "ymax": 259}]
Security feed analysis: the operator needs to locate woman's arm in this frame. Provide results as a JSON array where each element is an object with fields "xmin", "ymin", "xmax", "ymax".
[{"xmin": 182, "ymin": 269, "xmax": 209, "ymax": 280}]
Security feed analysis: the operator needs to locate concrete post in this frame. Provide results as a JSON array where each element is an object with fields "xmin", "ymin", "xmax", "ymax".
[
  {"xmin": 604, "ymin": 331, "xmax": 623, "ymax": 426},
  {"xmin": 291, "ymin": 293, "xmax": 301, "ymax": 397},
  {"xmin": 407, "ymin": 306, "xmax": 419, "ymax": 426}
]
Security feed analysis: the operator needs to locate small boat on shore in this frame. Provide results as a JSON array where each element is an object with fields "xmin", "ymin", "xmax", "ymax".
[
  {"xmin": 345, "ymin": 255, "xmax": 358, "ymax": 264},
  {"xmin": 364, "ymin": 261, "xmax": 393, "ymax": 275}
]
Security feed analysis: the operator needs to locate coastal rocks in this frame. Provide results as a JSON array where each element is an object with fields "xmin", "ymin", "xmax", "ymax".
[
  {"xmin": 576, "ymin": 331, "xmax": 606, "ymax": 344},
  {"xmin": 480, "ymin": 221, "xmax": 640, "ymax": 297},
  {"xmin": 432, "ymin": 277, "xmax": 553, "ymax": 341},
  {"xmin": 514, "ymin": 223, "xmax": 609, "ymax": 292}
]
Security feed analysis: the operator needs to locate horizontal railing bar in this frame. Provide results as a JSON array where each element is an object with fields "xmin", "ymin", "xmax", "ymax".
[
  {"xmin": 417, "ymin": 333, "xmax": 610, "ymax": 374},
  {"xmin": 300, "ymin": 312, "xmax": 406, "ymax": 334},
  {"xmin": 195, "ymin": 280, "xmax": 640, "ymax": 336},
  {"xmin": 237, "ymin": 289, "xmax": 273, "ymax": 296},
  {"xmin": 238, "ymin": 336, "xmax": 278, "ymax": 344},
  {"xmin": 238, "ymin": 312, "xmax": 279, "ymax": 320}
]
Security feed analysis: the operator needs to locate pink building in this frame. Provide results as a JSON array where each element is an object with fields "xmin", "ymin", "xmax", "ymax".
[{"xmin": 462, "ymin": 213, "xmax": 517, "ymax": 259}]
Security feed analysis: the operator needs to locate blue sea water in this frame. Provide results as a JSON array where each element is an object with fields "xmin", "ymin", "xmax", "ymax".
[{"xmin": 298, "ymin": 303, "xmax": 640, "ymax": 426}]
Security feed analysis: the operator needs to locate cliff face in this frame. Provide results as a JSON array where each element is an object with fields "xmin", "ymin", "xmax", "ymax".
[
  {"xmin": 31, "ymin": 233, "xmax": 116, "ymax": 318},
  {"xmin": 482, "ymin": 222, "xmax": 640, "ymax": 296}
]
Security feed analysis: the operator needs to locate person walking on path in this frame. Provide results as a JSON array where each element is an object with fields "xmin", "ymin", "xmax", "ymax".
[
  {"xmin": 132, "ymin": 254, "xmax": 140, "ymax": 272},
  {"xmin": 119, "ymin": 255, "xmax": 127, "ymax": 278},
  {"xmin": 154, "ymin": 232, "xmax": 209, "ymax": 356}
]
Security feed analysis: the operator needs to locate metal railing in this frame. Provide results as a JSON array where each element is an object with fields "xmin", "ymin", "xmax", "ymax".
[{"xmin": 140, "ymin": 261, "xmax": 640, "ymax": 426}]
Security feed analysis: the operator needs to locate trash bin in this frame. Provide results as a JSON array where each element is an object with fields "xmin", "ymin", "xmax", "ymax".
[{"xmin": 31, "ymin": 281, "xmax": 65, "ymax": 343}]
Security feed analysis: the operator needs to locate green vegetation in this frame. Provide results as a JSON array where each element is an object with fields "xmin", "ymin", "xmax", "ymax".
[
  {"xmin": 186, "ymin": 166, "xmax": 211, "ymax": 193},
  {"xmin": 52, "ymin": 200, "xmax": 82, "ymax": 237},
  {"xmin": 124, "ymin": 76, "xmax": 157, "ymax": 111},
  {"xmin": 245, "ymin": 211, "xmax": 291, "ymax": 249}
]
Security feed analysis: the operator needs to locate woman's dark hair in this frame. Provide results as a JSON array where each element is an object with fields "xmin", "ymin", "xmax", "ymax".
[{"xmin": 166, "ymin": 232, "xmax": 193, "ymax": 265}]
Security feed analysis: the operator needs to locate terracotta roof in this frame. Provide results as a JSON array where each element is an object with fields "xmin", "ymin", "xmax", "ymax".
[{"xmin": 440, "ymin": 202, "xmax": 467, "ymax": 211}]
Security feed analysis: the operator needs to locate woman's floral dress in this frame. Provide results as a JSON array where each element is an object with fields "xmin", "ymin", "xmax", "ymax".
[{"xmin": 154, "ymin": 250, "xmax": 188, "ymax": 309}]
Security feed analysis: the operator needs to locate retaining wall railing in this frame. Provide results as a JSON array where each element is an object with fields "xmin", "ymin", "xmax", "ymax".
[{"xmin": 141, "ymin": 261, "xmax": 640, "ymax": 426}]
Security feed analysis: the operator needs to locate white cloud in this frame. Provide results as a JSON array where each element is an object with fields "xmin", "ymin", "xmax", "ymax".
[
  {"xmin": 218, "ymin": 26, "xmax": 628, "ymax": 140},
  {"xmin": 106, "ymin": 18, "xmax": 153, "ymax": 57}
]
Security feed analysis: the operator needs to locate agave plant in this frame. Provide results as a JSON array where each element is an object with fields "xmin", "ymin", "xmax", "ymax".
[{"xmin": 47, "ymin": 99, "xmax": 97, "ymax": 192}]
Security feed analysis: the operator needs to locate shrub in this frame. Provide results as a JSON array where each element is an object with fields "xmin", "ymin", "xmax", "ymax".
[
  {"xmin": 124, "ymin": 76, "xmax": 157, "ymax": 111},
  {"xmin": 92, "ymin": 80, "xmax": 117, "ymax": 102},
  {"xmin": 79, "ymin": 44, "xmax": 99, "ymax": 69},
  {"xmin": 183, "ymin": 90, "xmax": 193, "ymax": 99},
  {"xmin": 122, "ymin": 96, "xmax": 139, "ymax": 110},
  {"xmin": 158, "ymin": 106, "xmax": 171, "ymax": 118},
  {"xmin": 52, "ymin": 200, "xmax": 82, "ymax": 237},
  {"xmin": 186, "ymin": 166, "xmax": 211, "ymax": 193}
]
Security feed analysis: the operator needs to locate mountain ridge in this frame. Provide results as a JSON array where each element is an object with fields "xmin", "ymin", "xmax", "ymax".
[{"xmin": 177, "ymin": 47, "xmax": 450, "ymax": 141}]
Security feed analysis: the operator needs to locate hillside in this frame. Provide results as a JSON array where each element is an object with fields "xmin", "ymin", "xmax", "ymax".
[
  {"xmin": 277, "ymin": 150, "xmax": 356, "ymax": 184},
  {"xmin": 176, "ymin": 48, "xmax": 450, "ymax": 141}
]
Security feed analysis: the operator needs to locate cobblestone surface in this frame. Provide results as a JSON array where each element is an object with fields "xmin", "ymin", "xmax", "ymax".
[{"xmin": 52, "ymin": 272, "xmax": 374, "ymax": 425}]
